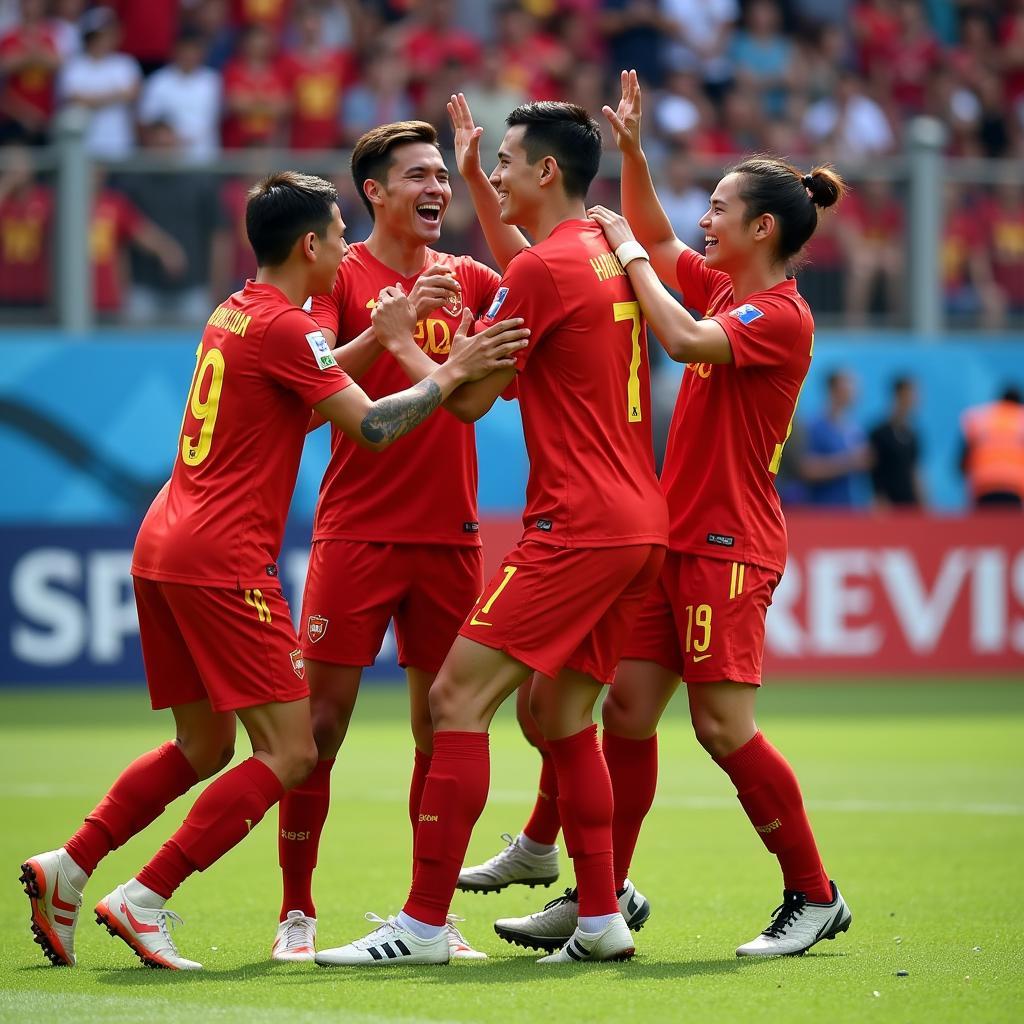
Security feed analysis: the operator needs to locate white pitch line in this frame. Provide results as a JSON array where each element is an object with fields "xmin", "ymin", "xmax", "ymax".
[{"xmin": 3, "ymin": 783, "xmax": 1021, "ymax": 817}]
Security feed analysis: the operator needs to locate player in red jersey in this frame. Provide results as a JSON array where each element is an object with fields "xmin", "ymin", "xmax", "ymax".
[
  {"xmin": 19, "ymin": 171, "xmax": 527, "ymax": 971},
  {"xmin": 495, "ymin": 70, "xmax": 853, "ymax": 959},
  {"xmin": 316, "ymin": 100, "xmax": 668, "ymax": 968}
]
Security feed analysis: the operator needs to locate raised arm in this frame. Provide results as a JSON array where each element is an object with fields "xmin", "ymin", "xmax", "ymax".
[
  {"xmin": 589, "ymin": 205, "xmax": 731, "ymax": 365},
  {"xmin": 603, "ymin": 69, "xmax": 687, "ymax": 284},
  {"xmin": 448, "ymin": 92, "xmax": 529, "ymax": 271}
]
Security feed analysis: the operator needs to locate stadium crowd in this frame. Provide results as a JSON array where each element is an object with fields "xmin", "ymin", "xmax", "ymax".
[{"xmin": 0, "ymin": 0, "xmax": 1023, "ymax": 327}]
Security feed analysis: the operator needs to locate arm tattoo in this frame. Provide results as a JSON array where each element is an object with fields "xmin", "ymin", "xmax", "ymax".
[{"xmin": 360, "ymin": 378, "xmax": 443, "ymax": 445}]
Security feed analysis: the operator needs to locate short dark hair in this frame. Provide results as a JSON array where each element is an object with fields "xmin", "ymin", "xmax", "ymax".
[
  {"xmin": 892, "ymin": 375, "xmax": 914, "ymax": 396},
  {"xmin": 350, "ymin": 121, "xmax": 440, "ymax": 219},
  {"xmin": 505, "ymin": 101, "xmax": 602, "ymax": 199},
  {"xmin": 727, "ymin": 155, "xmax": 846, "ymax": 265},
  {"xmin": 1001, "ymin": 385, "xmax": 1022, "ymax": 404},
  {"xmin": 246, "ymin": 172, "xmax": 338, "ymax": 267}
]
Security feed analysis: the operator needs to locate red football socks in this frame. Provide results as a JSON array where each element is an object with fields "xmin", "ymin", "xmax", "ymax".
[
  {"xmin": 522, "ymin": 747, "xmax": 561, "ymax": 846},
  {"xmin": 602, "ymin": 730, "xmax": 658, "ymax": 891},
  {"xmin": 403, "ymin": 731, "xmax": 489, "ymax": 926},
  {"xmin": 64, "ymin": 741, "xmax": 198, "ymax": 877},
  {"xmin": 547, "ymin": 724, "xmax": 618, "ymax": 918},
  {"xmin": 718, "ymin": 731, "xmax": 832, "ymax": 903},
  {"xmin": 137, "ymin": 757, "xmax": 284, "ymax": 900},
  {"xmin": 277, "ymin": 757, "xmax": 334, "ymax": 920},
  {"xmin": 408, "ymin": 747, "xmax": 432, "ymax": 842}
]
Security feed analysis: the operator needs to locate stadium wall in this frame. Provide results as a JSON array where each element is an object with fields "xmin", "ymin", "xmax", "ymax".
[{"xmin": 1, "ymin": 333, "xmax": 1022, "ymax": 684}]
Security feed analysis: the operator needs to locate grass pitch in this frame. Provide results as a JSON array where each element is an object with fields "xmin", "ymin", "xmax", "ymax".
[{"xmin": 1, "ymin": 682, "xmax": 1022, "ymax": 1024}]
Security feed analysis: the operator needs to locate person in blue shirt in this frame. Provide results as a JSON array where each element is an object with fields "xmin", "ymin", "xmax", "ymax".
[{"xmin": 799, "ymin": 369, "xmax": 871, "ymax": 506}]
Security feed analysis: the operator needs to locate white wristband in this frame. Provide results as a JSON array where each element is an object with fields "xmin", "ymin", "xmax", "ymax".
[{"xmin": 615, "ymin": 240, "xmax": 649, "ymax": 268}]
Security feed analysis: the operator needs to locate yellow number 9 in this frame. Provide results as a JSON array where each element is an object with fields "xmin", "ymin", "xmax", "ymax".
[{"xmin": 181, "ymin": 347, "xmax": 225, "ymax": 467}]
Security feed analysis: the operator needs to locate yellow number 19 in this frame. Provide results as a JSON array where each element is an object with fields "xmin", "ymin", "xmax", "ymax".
[
  {"xmin": 613, "ymin": 300, "xmax": 643, "ymax": 423},
  {"xmin": 181, "ymin": 344, "xmax": 225, "ymax": 467}
]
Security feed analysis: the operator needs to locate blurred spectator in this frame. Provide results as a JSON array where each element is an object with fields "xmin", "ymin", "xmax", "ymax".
[
  {"xmin": 493, "ymin": 4, "xmax": 570, "ymax": 102},
  {"xmin": 960, "ymin": 386, "xmax": 1024, "ymax": 510},
  {"xmin": 798, "ymin": 196, "xmax": 844, "ymax": 317},
  {"xmin": 692, "ymin": 85, "xmax": 761, "ymax": 157},
  {"xmin": 90, "ymin": 171, "xmax": 184, "ymax": 316},
  {"xmin": 869, "ymin": 376, "xmax": 924, "ymax": 506},
  {"xmin": 0, "ymin": 146, "xmax": 51, "ymax": 306},
  {"xmin": 460, "ymin": 49, "xmax": 527, "ymax": 153},
  {"xmin": 985, "ymin": 180, "xmax": 1024, "ymax": 317},
  {"xmin": 58, "ymin": 6, "xmax": 141, "ymax": 160},
  {"xmin": 0, "ymin": 0, "xmax": 61, "ymax": 145},
  {"xmin": 837, "ymin": 177, "xmax": 905, "ymax": 325},
  {"xmin": 661, "ymin": 0, "xmax": 737, "ymax": 98},
  {"xmin": 283, "ymin": 3, "xmax": 353, "ymax": 150},
  {"xmin": 790, "ymin": 23, "xmax": 850, "ymax": 105},
  {"xmin": 652, "ymin": 69, "xmax": 705, "ymax": 144},
  {"xmin": 110, "ymin": 0, "xmax": 179, "ymax": 74},
  {"xmin": 729, "ymin": 0, "xmax": 794, "ymax": 118},
  {"xmin": 232, "ymin": 0, "xmax": 293, "ymax": 33},
  {"xmin": 599, "ymin": 0, "xmax": 666, "ymax": 87},
  {"xmin": 138, "ymin": 30, "xmax": 221, "ymax": 162},
  {"xmin": 799, "ymin": 369, "xmax": 872, "ymax": 507},
  {"xmin": 657, "ymin": 145, "xmax": 708, "ymax": 251},
  {"xmin": 399, "ymin": 0, "xmax": 481, "ymax": 100},
  {"xmin": 221, "ymin": 23, "xmax": 289, "ymax": 148},
  {"xmin": 219, "ymin": 174, "xmax": 258, "ymax": 292},
  {"xmin": 116, "ymin": 120, "xmax": 225, "ymax": 325},
  {"xmin": 189, "ymin": 0, "xmax": 236, "ymax": 70},
  {"xmin": 803, "ymin": 70, "xmax": 895, "ymax": 159},
  {"xmin": 874, "ymin": 0, "xmax": 941, "ymax": 116},
  {"xmin": 340, "ymin": 47, "xmax": 412, "ymax": 145},
  {"xmin": 942, "ymin": 184, "xmax": 1005, "ymax": 328},
  {"xmin": 51, "ymin": 0, "xmax": 86, "ymax": 60}
]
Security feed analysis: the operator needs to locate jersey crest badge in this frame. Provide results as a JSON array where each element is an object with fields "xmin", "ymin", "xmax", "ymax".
[
  {"xmin": 305, "ymin": 330, "xmax": 337, "ymax": 370},
  {"xmin": 730, "ymin": 303, "xmax": 764, "ymax": 325},
  {"xmin": 290, "ymin": 649, "xmax": 305, "ymax": 678},
  {"xmin": 484, "ymin": 287, "xmax": 508, "ymax": 320},
  {"xmin": 441, "ymin": 280, "xmax": 463, "ymax": 317},
  {"xmin": 307, "ymin": 614, "xmax": 328, "ymax": 644}
]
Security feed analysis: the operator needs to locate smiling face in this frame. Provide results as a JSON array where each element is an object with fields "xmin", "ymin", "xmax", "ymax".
[
  {"xmin": 489, "ymin": 125, "xmax": 543, "ymax": 229},
  {"xmin": 370, "ymin": 141, "xmax": 451, "ymax": 245},
  {"xmin": 310, "ymin": 203, "xmax": 347, "ymax": 294},
  {"xmin": 699, "ymin": 172, "xmax": 775, "ymax": 271}
]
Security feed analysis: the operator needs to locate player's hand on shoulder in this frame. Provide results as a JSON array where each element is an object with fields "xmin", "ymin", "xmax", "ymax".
[
  {"xmin": 588, "ymin": 205, "xmax": 635, "ymax": 251},
  {"xmin": 602, "ymin": 69, "xmax": 644, "ymax": 157},
  {"xmin": 371, "ymin": 284, "xmax": 417, "ymax": 349},
  {"xmin": 447, "ymin": 92, "xmax": 485, "ymax": 178},
  {"xmin": 409, "ymin": 263, "xmax": 461, "ymax": 319},
  {"xmin": 449, "ymin": 308, "xmax": 529, "ymax": 382}
]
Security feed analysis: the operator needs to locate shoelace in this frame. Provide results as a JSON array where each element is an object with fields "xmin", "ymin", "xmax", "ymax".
[
  {"xmin": 542, "ymin": 887, "xmax": 579, "ymax": 912},
  {"xmin": 155, "ymin": 909, "xmax": 185, "ymax": 951},
  {"xmin": 445, "ymin": 914, "xmax": 471, "ymax": 946},
  {"xmin": 353, "ymin": 912, "xmax": 400, "ymax": 949},
  {"xmin": 762, "ymin": 891, "xmax": 808, "ymax": 938},
  {"xmin": 488, "ymin": 833, "xmax": 518, "ymax": 862},
  {"xmin": 281, "ymin": 916, "xmax": 314, "ymax": 949}
]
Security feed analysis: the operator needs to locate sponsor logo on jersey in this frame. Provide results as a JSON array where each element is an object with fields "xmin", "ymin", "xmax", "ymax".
[
  {"xmin": 307, "ymin": 614, "xmax": 328, "ymax": 644},
  {"xmin": 463, "ymin": 521, "xmax": 480, "ymax": 533},
  {"xmin": 536, "ymin": 518, "xmax": 553, "ymax": 532},
  {"xmin": 707, "ymin": 532, "xmax": 735, "ymax": 547},
  {"xmin": 290, "ymin": 649, "xmax": 305, "ymax": 678},
  {"xmin": 484, "ymin": 286, "xmax": 509, "ymax": 319},
  {"xmin": 305, "ymin": 330, "xmax": 337, "ymax": 370},
  {"xmin": 265, "ymin": 563, "xmax": 278, "ymax": 577},
  {"xmin": 729, "ymin": 303, "xmax": 765, "ymax": 325}
]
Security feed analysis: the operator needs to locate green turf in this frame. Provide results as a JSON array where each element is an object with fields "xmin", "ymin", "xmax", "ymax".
[{"xmin": 2, "ymin": 682, "xmax": 1023, "ymax": 1023}]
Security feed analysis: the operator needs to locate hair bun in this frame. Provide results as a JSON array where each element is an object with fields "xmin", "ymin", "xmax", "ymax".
[
  {"xmin": 801, "ymin": 174, "xmax": 814, "ymax": 188},
  {"xmin": 803, "ymin": 166, "xmax": 844, "ymax": 209}
]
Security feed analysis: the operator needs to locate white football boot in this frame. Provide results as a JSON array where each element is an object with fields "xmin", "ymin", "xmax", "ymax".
[
  {"xmin": 20, "ymin": 849, "xmax": 84, "ymax": 966},
  {"xmin": 315, "ymin": 913, "xmax": 449, "ymax": 966},
  {"xmin": 94, "ymin": 884, "xmax": 202, "ymax": 970},
  {"xmin": 457, "ymin": 833, "xmax": 560, "ymax": 893},
  {"xmin": 736, "ymin": 882, "xmax": 852, "ymax": 957},
  {"xmin": 446, "ymin": 914, "xmax": 487, "ymax": 960},
  {"xmin": 494, "ymin": 879, "xmax": 651, "ymax": 952},
  {"xmin": 537, "ymin": 914, "xmax": 636, "ymax": 964},
  {"xmin": 271, "ymin": 910, "xmax": 317, "ymax": 962}
]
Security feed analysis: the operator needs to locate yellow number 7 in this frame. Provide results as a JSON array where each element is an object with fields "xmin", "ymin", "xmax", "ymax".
[
  {"xmin": 614, "ymin": 300, "xmax": 642, "ymax": 423},
  {"xmin": 181, "ymin": 344, "xmax": 225, "ymax": 467}
]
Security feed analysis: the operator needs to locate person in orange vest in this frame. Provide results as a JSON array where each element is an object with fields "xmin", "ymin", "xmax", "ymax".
[{"xmin": 960, "ymin": 386, "xmax": 1024, "ymax": 509}]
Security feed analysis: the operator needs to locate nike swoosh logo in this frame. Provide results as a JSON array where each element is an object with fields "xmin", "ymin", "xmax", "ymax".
[
  {"xmin": 692, "ymin": 654, "xmax": 712, "ymax": 663},
  {"xmin": 121, "ymin": 902, "xmax": 160, "ymax": 934}
]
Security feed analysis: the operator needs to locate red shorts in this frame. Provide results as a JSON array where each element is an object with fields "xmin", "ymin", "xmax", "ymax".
[
  {"xmin": 459, "ymin": 539, "xmax": 665, "ymax": 683},
  {"xmin": 133, "ymin": 577, "xmax": 309, "ymax": 713},
  {"xmin": 623, "ymin": 552, "xmax": 780, "ymax": 685},
  {"xmin": 301, "ymin": 540, "xmax": 483, "ymax": 673}
]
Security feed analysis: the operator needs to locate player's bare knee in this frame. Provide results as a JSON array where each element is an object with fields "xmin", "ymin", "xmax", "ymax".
[
  {"xmin": 410, "ymin": 710, "xmax": 434, "ymax": 753},
  {"xmin": 175, "ymin": 735, "xmax": 234, "ymax": 780},
  {"xmin": 692, "ymin": 714, "xmax": 746, "ymax": 761},
  {"xmin": 279, "ymin": 740, "xmax": 319, "ymax": 791},
  {"xmin": 311, "ymin": 710, "xmax": 347, "ymax": 758}
]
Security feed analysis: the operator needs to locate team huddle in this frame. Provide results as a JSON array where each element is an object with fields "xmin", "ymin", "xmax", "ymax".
[{"xmin": 21, "ymin": 71, "xmax": 852, "ymax": 970}]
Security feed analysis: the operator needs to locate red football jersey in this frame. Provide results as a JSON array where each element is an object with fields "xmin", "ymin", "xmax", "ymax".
[
  {"xmin": 478, "ymin": 219, "xmax": 667, "ymax": 549},
  {"xmin": 309, "ymin": 244, "xmax": 499, "ymax": 546},
  {"xmin": 283, "ymin": 49, "xmax": 352, "ymax": 150},
  {"xmin": 90, "ymin": 190, "xmax": 143, "ymax": 312},
  {"xmin": 661, "ymin": 247, "xmax": 815, "ymax": 574},
  {"xmin": 0, "ymin": 24, "xmax": 60, "ymax": 119},
  {"xmin": 133, "ymin": 282, "xmax": 352, "ymax": 588},
  {"xmin": 221, "ymin": 58, "xmax": 289, "ymax": 148},
  {"xmin": 0, "ymin": 185, "xmax": 52, "ymax": 303}
]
